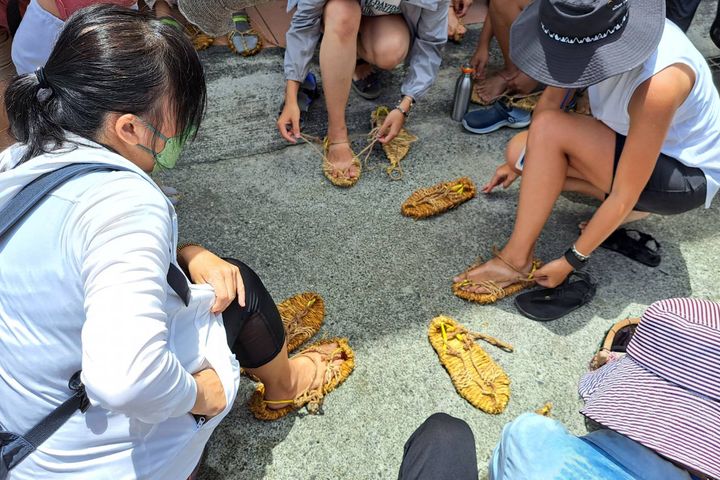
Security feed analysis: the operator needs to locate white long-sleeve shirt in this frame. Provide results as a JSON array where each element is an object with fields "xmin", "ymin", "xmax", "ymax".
[{"xmin": 0, "ymin": 139, "xmax": 240, "ymax": 479}]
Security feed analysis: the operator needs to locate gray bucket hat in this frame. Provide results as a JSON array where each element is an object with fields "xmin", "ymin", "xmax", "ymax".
[
  {"xmin": 178, "ymin": 0, "xmax": 272, "ymax": 37},
  {"xmin": 510, "ymin": 0, "xmax": 666, "ymax": 88}
]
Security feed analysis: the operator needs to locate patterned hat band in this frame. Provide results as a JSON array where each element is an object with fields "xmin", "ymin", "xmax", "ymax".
[{"xmin": 540, "ymin": 11, "xmax": 628, "ymax": 45}]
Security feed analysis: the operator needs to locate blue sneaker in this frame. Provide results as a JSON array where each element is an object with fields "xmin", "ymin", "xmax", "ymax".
[{"xmin": 462, "ymin": 100, "xmax": 532, "ymax": 134}]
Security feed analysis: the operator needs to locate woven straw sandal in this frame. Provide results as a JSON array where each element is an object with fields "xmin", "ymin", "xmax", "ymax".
[
  {"xmin": 322, "ymin": 138, "xmax": 361, "ymax": 188},
  {"xmin": 428, "ymin": 316, "xmax": 512, "ymax": 414},
  {"xmin": 370, "ymin": 106, "xmax": 417, "ymax": 180},
  {"xmin": 227, "ymin": 13, "xmax": 263, "ymax": 57},
  {"xmin": 248, "ymin": 338, "xmax": 355, "ymax": 420},
  {"xmin": 277, "ymin": 292, "xmax": 324, "ymax": 353},
  {"xmin": 401, "ymin": 177, "xmax": 476, "ymax": 219},
  {"xmin": 589, "ymin": 317, "xmax": 640, "ymax": 370},
  {"xmin": 452, "ymin": 247, "xmax": 542, "ymax": 304}
]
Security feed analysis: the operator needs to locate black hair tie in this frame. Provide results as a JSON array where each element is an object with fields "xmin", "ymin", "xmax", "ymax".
[{"xmin": 35, "ymin": 67, "xmax": 50, "ymax": 89}]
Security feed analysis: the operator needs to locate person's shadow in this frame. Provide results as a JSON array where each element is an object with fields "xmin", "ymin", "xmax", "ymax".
[{"xmin": 197, "ymin": 380, "xmax": 295, "ymax": 479}]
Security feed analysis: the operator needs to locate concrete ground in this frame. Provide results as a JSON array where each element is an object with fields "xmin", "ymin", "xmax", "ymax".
[{"xmin": 156, "ymin": 5, "xmax": 720, "ymax": 479}]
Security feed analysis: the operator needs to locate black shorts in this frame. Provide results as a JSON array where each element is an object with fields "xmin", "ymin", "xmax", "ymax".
[{"xmin": 613, "ymin": 133, "xmax": 707, "ymax": 215}]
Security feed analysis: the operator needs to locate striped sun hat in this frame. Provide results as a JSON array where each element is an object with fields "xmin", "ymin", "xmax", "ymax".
[{"xmin": 579, "ymin": 298, "xmax": 720, "ymax": 478}]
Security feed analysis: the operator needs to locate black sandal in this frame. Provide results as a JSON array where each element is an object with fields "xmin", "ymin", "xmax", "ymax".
[
  {"xmin": 601, "ymin": 228, "xmax": 661, "ymax": 267},
  {"xmin": 514, "ymin": 271, "xmax": 596, "ymax": 322},
  {"xmin": 351, "ymin": 60, "xmax": 382, "ymax": 100}
]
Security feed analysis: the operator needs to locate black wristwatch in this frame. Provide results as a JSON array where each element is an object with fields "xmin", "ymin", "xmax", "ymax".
[{"xmin": 564, "ymin": 245, "xmax": 590, "ymax": 270}]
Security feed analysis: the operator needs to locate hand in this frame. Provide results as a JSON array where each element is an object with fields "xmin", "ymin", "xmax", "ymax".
[
  {"xmin": 533, "ymin": 257, "xmax": 573, "ymax": 288},
  {"xmin": 179, "ymin": 246, "xmax": 246, "ymax": 313},
  {"xmin": 470, "ymin": 44, "xmax": 489, "ymax": 80},
  {"xmin": 482, "ymin": 163, "xmax": 518, "ymax": 193},
  {"xmin": 451, "ymin": 0, "xmax": 472, "ymax": 17},
  {"xmin": 277, "ymin": 101, "xmax": 300, "ymax": 143},
  {"xmin": 377, "ymin": 108, "xmax": 406, "ymax": 144},
  {"xmin": 191, "ymin": 368, "xmax": 227, "ymax": 418}
]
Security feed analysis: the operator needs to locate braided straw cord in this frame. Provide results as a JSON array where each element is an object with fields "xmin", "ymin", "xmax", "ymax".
[
  {"xmin": 428, "ymin": 316, "xmax": 511, "ymax": 414},
  {"xmin": 452, "ymin": 250, "xmax": 542, "ymax": 304},
  {"xmin": 401, "ymin": 177, "xmax": 476, "ymax": 219},
  {"xmin": 248, "ymin": 338, "xmax": 355, "ymax": 421},
  {"xmin": 277, "ymin": 292, "xmax": 325, "ymax": 353}
]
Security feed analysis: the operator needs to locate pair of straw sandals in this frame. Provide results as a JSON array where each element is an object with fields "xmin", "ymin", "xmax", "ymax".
[{"xmin": 247, "ymin": 293, "xmax": 355, "ymax": 421}]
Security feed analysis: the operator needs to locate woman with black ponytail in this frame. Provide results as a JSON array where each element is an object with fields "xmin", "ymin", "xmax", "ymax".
[{"xmin": 0, "ymin": 5, "xmax": 353, "ymax": 479}]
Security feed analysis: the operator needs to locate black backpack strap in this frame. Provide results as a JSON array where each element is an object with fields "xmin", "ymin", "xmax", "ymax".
[
  {"xmin": 0, "ymin": 372, "xmax": 88, "ymax": 475},
  {"xmin": 6, "ymin": 0, "xmax": 21, "ymax": 37}
]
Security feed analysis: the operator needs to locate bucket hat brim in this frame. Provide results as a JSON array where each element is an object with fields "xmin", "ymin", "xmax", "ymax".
[
  {"xmin": 580, "ymin": 355, "xmax": 720, "ymax": 478},
  {"xmin": 510, "ymin": 0, "xmax": 666, "ymax": 88}
]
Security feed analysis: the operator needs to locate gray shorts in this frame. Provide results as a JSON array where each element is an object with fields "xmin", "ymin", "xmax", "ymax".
[{"xmin": 613, "ymin": 133, "xmax": 707, "ymax": 215}]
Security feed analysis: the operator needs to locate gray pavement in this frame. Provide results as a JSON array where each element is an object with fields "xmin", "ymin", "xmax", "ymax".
[{"xmin": 156, "ymin": 6, "xmax": 720, "ymax": 479}]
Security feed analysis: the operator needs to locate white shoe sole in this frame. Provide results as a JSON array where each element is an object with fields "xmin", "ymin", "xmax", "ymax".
[{"xmin": 462, "ymin": 118, "xmax": 531, "ymax": 135}]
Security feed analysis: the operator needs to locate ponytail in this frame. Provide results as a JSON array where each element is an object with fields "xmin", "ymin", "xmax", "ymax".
[{"xmin": 4, "ymin": 4, "xmax": 206, "ymax": 163}]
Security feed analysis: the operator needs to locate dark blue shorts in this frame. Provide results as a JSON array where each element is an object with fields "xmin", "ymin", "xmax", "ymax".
[{"xmin": 613, "ymin": 133, "xmax": 707, "ymax": 215}]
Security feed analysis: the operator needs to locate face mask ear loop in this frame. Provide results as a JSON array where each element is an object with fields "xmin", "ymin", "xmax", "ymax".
[{"xmin": 137, "ymin": 117, "xmax": 170, "ymax": 153}]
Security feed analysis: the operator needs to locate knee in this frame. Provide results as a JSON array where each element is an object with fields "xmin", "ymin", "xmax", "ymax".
[
  {"xmin": 370, "ymin": 38, "xmax": 408, "ymax": 70},
  {"xmin": 323, "ymin": 0, "xmax": 361, "ymax": 39},
  {"xmin": 421, "ymin": 413, "xmax": 474, "ymax": 444},
  {"xmin": 223, "ymin": 258, "xmax": 264, "ymax": 292},
  {"xmin": 500, "ymin": 413, "xmax": 560, "ymax": 450},
  {"xmin": 527, "ymin": 110, "xmax": 564, "ymax": 146}
]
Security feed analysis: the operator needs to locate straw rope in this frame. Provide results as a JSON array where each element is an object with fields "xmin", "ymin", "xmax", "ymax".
[
  {"xmin": 401, "ymin": 177, "xmax": 476, "ymax": 219},
  {"xmin": 428, "ymin": 316, "xmax": 511, "ymax": 414},
  {"xmin": 452, "ymin": 249, "xmax": 542, "ymax": 304},
  {"xmin": 248, "ymin": 338, "xmax": 355, "ymax": 420},
  {"xmin": 368, "ymin": 106, "xmax": 418, "ymax": 180},
  {"xmin": 277, "ymin": 292, "xmax": 325, "ymax": 353},
  {"xmin": 535, "ymin": 402, "xmax": 553, "ymax": 417}
]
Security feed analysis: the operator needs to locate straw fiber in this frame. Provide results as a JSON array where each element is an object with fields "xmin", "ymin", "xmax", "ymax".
[
  {"xmin": 277, "ymin": 292, "xmax": 325, "ymax": 353},
  {"xmin": 428, "ymin": 316, "xmax": 511, "ymax": 414},
  {"xmin": 248, "ymin": 338, "xmax": 355, "ymax": 420},
  {"xmin": 401, "ymin": 177, "xmax": 476, "ymax": 219},
  {"xmin": 370, "ymin": 106, "xmax": 417, "ymax": 180},
  {"xmin": 452, "ymin": 258, "xmax": 541, "ymax": 304}
]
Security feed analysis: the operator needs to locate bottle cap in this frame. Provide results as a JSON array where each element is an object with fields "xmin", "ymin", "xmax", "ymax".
[{"xmin": 461, "ymin": 64, "xmax": 474, "ymax": 74}]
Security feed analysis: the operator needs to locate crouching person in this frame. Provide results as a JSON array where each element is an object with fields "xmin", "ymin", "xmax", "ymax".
[{"xmin": 0, "ymin": 6, "xmax": 352, "ymax": 479}]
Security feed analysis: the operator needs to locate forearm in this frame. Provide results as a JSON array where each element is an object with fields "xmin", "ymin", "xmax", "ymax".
[
  {"xmin": 478, "ymin": 14, "xmax": 492, "ymax": 48},
  {"xmin": 284, "ymin": 80, "xmax": 301, "ymax": 106},
  {"xmin": 575, "ymin": 194, "xmax": 637, "ymax": 256},
  {"xmin": 533, "ymin": 87, "xmax": 574, "ymax": 116}
]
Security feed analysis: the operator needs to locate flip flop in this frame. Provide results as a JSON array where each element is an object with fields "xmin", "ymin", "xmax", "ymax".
[
  {"xmin": 227, "ymin": 12, "xmax": 262, "ymax": 57},
  {"xmin": 428, "ymin": 316, "xmax": 512, "ymax": 414},
  {"xmin": 514, "ymin": 271, "xmax": 596, "ymax": 322},
  {"xmin": 600, "ymin": 228, "xmax": 661, "ymax": 267},
  {"xmin": 351, "ymin": 61, "xmax": 382, "ymax": 100},
  {"xmin": 589, "ymin": 317, "xmax": 640, "ymax": 370}
]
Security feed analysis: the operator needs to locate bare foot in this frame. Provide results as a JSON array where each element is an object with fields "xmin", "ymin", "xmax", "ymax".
[
  {"xmin": 327, "ymin": 142, "xmax": 359, "ymax": 179},
  {"xmin": 448, "ymin": 8, "xmax": 466, "ymax": 42},
  {"xmin": 453, "ymin": 256, "xmax": 533, "ymax": 294},
  {"xmin": 506, "ymin": 71, "xmax": 539, "ymax": 96},
  {"xmin": 579, "ymin": 210, "xmax": 650, "ymax": 231},
  {"xmin": 475, "ymin": 71, "xmax": 510, "ymax": 104},
  {"xmin": 266, "ymin": 342, "xmax": 345, "ymax": 409}
]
